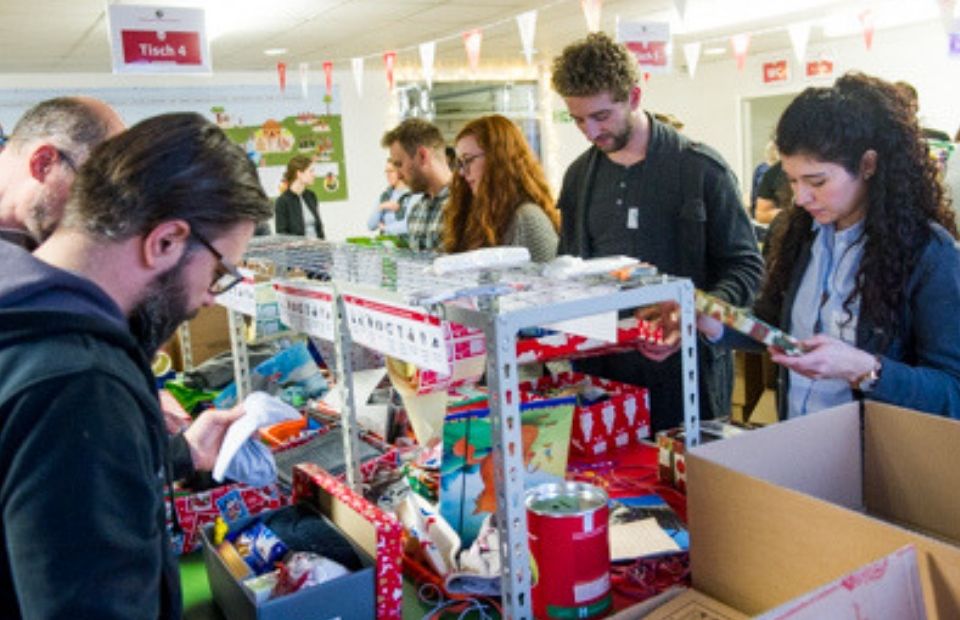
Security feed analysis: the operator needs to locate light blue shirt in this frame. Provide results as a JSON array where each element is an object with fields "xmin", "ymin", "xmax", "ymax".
[
  {"xmin": 367, "ymin": 187, "xmax": 415, "ymax": 235},
  {"xmin": 788, "ymin": 219, "xmax": 866, "ymax": 418}
]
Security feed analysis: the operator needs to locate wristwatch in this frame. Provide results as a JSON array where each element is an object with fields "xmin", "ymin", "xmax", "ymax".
[{"xmin": 850, "ymin": 356, "xmax": 883, "ymax": 393}]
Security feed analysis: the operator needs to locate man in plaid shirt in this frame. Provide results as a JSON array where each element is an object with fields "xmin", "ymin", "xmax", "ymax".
[{"xmin": 381, "ymin": 119, "xmax": 452, "ymax": 252}]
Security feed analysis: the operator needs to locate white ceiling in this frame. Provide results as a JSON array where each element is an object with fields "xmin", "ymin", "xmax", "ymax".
[{"xmin": 0, "ymin": 0, "xmax": 944, "ymax": 74}]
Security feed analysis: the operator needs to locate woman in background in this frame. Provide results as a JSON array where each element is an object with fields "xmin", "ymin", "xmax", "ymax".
[
  {"xmin": 701, "ymin": 72, "xmax": 960, "ymax": 420},
  {"xmin": 275, "ymin": 155, "xmax": 324, "ymax": 239},
  {"xmin": 368, "ymin": 158, "xmax": 413, "ymax": 236},
  {"xmin": 442, "ymin": 114, "xmax": 559, "ymax": 263}
]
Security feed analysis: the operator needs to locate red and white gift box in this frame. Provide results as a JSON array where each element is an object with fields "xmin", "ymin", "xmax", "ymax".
[
  {"xmin": 293, "ymin": 463, "xmax": 404, "ymax": 620},
  {"xmin": 167, "ymin": 482, "xmax": 287, "ymax": 554},
  {"xmin": 516, "ymin": 316, "xmax": 664, "ymax": 365},
  {"xmin": 520, "ymin": 371, "xmax": 651, "ymax": 458}
]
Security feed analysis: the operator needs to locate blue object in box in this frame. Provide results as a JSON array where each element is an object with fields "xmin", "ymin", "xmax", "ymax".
[{"xmin": 201, "ymin": 504, "xmax": 375, "ymax": 620}]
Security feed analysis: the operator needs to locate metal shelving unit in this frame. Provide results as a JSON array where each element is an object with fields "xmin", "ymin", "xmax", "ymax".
[{"xmin": 216, "ymin": 237, "xmax": 700, "ymax": 619}]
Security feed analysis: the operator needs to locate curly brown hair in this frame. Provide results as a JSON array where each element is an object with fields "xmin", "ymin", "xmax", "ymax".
[
  {"xmin": 551, "ymin": 32, "xmax": 638, "ymax": 101},
  {"xmin": 442, "ymin": 115, "xmax": 559, "ymax": 253},
  {"xmin": 762, "ymin": 72, "xmax": 958, "ymax": 346}
]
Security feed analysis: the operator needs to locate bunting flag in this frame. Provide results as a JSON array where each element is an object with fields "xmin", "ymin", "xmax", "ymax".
[
  {"xmin": 682, "ymin": 41, "xmax": 701, "ymax": 78},
  {"xmin": 322, "ymin": 61, "xmax": 333, "ymax": 96},
  {"xmin": 516, "ymin": 10, "xmax": 538, "ymax": 65},
  {"xmin": 299, "ymin": 62, "xmax": 309, "ymax": 99},
  {"xmin": 383, "ymin": 51, "xmax": 397, "ymax": 92},
  {"xmin": 277, "ymin": 62, "xmax": 286, "ymax": 93},
  {"xmin": 673, "ymin": 0, "xmax": 688, "ymax": 22},
  {"xmin": 462, "ymin": 29, "xmax": 483, "ymax": 73},
  {"xmin": 581, "ymin": 0, "xmax": 602, "ymax": 33},
  {"xmin": 859, "ymin": 9, "xmax": 875, "ymax": 50},
  {"xmin": 731, "ymin": 34, "xmax": 750, "ymax": 71},
  {"xmin": 351, "ymin": 57, "xmax": 364, "ymax": 98},
  {"xmin": 940, "ymin": 0, "xmax": 957, "ymax": 30},
  {"xmin": 420, "ymin": 41, "xmax": 436, "ymax": 89},
  {"xmin": 788, "ymin": 23, "xmax": 810, "ymax": 64}
]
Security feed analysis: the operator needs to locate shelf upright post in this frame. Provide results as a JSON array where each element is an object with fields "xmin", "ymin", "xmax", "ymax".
[
  {"xmin": 177, "ymin": 324, "xmax": 194, "ymax": 371},
  {"xmin": 227, "ymin": 309, "xmax": 251, "ymax": 401},
  {"xmin": 479, "ymin": 292, "xmax": 533, "ymax": 620},
  {"xmin": 332, "ymin": 293, "xmax": 363, "ymax": 490},
  {"xmin": 678, "ymin": 279, "xmax": 701, "ymax": 447}
]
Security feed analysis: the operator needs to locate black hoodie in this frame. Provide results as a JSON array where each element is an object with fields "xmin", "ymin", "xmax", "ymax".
[{"xmin": 0, "ymin": 242, "xmax": 181, "ymax": 619}]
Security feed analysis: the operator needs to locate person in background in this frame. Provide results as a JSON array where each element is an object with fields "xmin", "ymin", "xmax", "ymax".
[
  {"xmin": 275, "ymin": 155, "xmax": 324, "ymax": 239},
  {"xmin": 754, "ymin": 159, "xmax": 792, "ymax": 225},
  {"xmin": 894, "ymin": 81, "xmax": 952, "ymax": 142},
  {"xmin": 367, "ymin": 158, "xmax": 413, "ymax": 236},
  {"xmin": 551, "ymin": 32, "xmax": 763, "ymax": 433},
  {"xmin": 381, "ymin": 118, "xmax": 452, "ymax": 252},
  {"xmin": 0, "ymin": 112, "xmax": 274, "ymax": 617},
  {"xmin": 0, "ymin": 96, "xmax": 124, "ymax": 249},
  {"xmin": 751, "ymin": 141, "xmax": 779, "ymax": 219},
  {"xmin": 445, "ymin": 145, "xmax": 457, "ymax": 172},
  {"xmin": 701, "ymin": 72, "xmax": 960, "ymax": 420},
  {"xmin": 442, "ymin": 114, "xmax": 559, "ymax": 263}
]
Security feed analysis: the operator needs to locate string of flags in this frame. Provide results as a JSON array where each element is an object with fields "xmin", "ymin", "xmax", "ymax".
[{"xmin": 277, "ymin": 0, "xmax": 959, "ymax": 96}]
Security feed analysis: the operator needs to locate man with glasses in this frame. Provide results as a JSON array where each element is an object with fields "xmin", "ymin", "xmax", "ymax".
[
  {"xmin": 381, "ymin": 118, "xmax": 453, "ymax": 252},
  {"xmin": 0, "ymin": 96, "xmax": 124, "ymax": 249},
  {"xmin": 0, "ymin": 112, "xmax": 273, "ymax": 618}
]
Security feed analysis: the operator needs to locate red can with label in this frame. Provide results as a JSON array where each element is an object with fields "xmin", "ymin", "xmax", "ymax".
[{"xmin": 526, "ymin": 481, "xmax": 611, "ymax": 619}]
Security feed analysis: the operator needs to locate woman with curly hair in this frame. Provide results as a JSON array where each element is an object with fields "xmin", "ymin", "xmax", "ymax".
[
  {"xmin": 701, "ymin": 72, "xmax": 960, "ymax": 419},
  {"xmin": 442, "ymin": 115, "xmax": 559, "ymax": 262}
]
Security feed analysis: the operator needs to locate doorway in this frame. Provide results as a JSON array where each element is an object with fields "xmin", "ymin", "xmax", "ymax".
[{"xmin": 741, "ymin": 92, "xmax": 796, "ymax": 202}]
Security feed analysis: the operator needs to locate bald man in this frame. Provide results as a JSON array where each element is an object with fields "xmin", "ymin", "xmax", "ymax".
[{"xmin": 0, "ymin": 96, "xmax": 124, "ymax": 249}]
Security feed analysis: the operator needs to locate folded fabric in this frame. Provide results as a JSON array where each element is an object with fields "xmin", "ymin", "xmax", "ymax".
[{"xmin": 213, "ymin": 391, "xmax": 301, "ymax": 486}]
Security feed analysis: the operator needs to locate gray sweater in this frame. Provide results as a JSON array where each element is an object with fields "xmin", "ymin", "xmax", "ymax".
[{"xmin": 502, "ymin": 202, "xmax": 559, "ymax": 263}]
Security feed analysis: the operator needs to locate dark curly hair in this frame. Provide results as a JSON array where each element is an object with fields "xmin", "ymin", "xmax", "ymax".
[
  {"xmin": 762, "ymin": 72, "xmax": 958, "ymax": 346},
  {"xmin": 551, "ymin": 32, "xmax": 638, "ymax": 101},
  {"xmin": 443, "ymin": 115, "xmax": 558, "ymax": 253}
]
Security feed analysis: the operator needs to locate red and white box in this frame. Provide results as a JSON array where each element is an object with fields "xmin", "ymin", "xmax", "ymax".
[
  {"xmin": 167, "ymin": 482, "xmax": 287, "ymax": 554},
  {"xmin": 293, "ymin": 463, "xmax": 404, "ymax": 620},
  {"xmin": 520, "ymin": 371, "xmax": 650, "ymax": 458},
  {"xmin": 516, "ymin": 317, "xmax": 664, "ymax": 365}
]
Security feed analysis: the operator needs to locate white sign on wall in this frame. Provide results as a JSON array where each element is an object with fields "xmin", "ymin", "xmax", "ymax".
[{"xmin": 107, "ymin": 5, "xmax": 212, "ymax": 74}]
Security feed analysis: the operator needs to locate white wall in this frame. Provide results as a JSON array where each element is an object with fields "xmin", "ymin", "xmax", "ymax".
[{"xmin": 2, "ymin": 18, "xmax": 957, "ymax": 232}]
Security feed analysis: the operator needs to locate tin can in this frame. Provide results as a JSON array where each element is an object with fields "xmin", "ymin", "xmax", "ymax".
[{"xmin": 526, "ymin": 481, "xmax": 611, "ymax": 619}]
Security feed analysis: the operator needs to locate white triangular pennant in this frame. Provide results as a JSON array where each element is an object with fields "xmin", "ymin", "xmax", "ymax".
[
  {"xmin": 674, "ymin": 0, "xmax": 688, "ymax": 22},
  {"xmin": 299, "ymin": 62, "xmax": 309, "ymax": 99},
  {"xmin": 351, "ymin": 57, "xmax": 364, "ymax": 98},
  {"xmin": 682, "ymin": 41, "xmax": 701, "ymax": 78},
  {"xmin": 581, "ymin": 0, "xmax": 602, "ymax": 33},
  {"xmin": 788, "ymin": 23, "xmax": 810, "ymax": 64},
  {"xmin": 420, "ymin": 41, "xmax": 436, "ymax": 89},
  {"xmin": 516, "ymin": 10, "xmax": 538, "ymax": 65}
]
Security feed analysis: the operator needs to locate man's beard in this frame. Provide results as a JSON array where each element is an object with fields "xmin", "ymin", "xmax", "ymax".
[
  {"xmin": 405, "ymin": 166, "xmax": 430, "ymax": 194},
  {"xmin": 129, "ymin": 262, "xmax": 197, "ymax": 358},
  {"xmin": 595, "ymin": 116, "xmax": 634, "ymax": 153}
]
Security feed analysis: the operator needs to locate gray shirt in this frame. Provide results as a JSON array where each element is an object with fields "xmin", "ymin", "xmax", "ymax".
[{"xmin": 502, "ymin": 202, "xmax": 558, "ymax": 263}]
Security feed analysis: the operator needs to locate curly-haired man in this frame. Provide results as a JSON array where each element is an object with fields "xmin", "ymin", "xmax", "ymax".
[{"xmin": 552, "ymin": 33, "xmax": 763, "ymax": 432}]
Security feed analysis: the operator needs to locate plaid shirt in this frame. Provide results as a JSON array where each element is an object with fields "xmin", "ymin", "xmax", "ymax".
[{"xmin": 405, "ymin": 186, "xmax": 449, "ymax": 252}]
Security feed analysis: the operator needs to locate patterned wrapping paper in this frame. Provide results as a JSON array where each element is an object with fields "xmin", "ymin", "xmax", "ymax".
[
  {"xmin": 520, "ymin": 371, "xmax": 651, "ymax": 458},
  {"xmin": 167, "ymin": 482, "xmax": 288, "ymax": 554},
  {"xmin": 516, "ymin": 317, "xmax": 664, "ymax": 365},
  {"xmin": 694, "ymin": 290, "xmax": 804, "ymax": 356},
  {"xmin": 292, "ymin": 463, "xmax": 404, "ymax": 620}
]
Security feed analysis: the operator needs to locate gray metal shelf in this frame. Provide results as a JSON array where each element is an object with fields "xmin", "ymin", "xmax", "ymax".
[{"xmin": 216, "ymin": 237, "xmax": 699, "ymax": 620}]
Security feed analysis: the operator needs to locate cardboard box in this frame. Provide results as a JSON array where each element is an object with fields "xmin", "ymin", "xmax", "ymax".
[
  {"xmin": 686, "ymin": 401, "xmax": 960, "ymax": 618},
  {"xmin": 292, "ymin": 463, "xmax": 404, "ymax": 619},
  {"xmin": 165, "ymin": 305, "xmax": 232, "ymax": 371},
  {"xmin": 201, "ymin": 503, "xmax": 375, "ymax": 620}
]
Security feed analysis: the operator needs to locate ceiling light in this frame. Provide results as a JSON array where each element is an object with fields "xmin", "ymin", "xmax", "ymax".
[
  {"xmin": 263, "ymin": 48, "xmax": 287, "ymax": 56},
  {"xmin": 703, "ymin": 46, "xmax": 726, "ymax": 56}
]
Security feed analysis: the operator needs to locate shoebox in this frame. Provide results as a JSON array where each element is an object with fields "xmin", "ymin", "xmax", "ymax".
[
  {"xmin": 201, "ymin": 501, "xmax": 375, "ymax": 620},
  {"xmin": 519, "ymin": 371, "xmax": 650, "ymax": 458},
  {"xmin": 168, "ymin": 481, "xmax": 287, "ymax": 555},
  {"xmin": 686, "ymin": 400, "xmax": 960, "ymax": 618},
  {"xmin": 292, "ymin": 463, "xmax": 404, "ymax": 619}
]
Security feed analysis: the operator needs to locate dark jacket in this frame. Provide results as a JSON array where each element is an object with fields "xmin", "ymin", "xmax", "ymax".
[
  {"xmin": 558, "ymin": 114, "xmax": 763, "ymax": 431},
  {"xmin": 275, "ymin": 189, "xmax": 324, "ymax": 238},
  {"xmin": 746, "ymin": 223, "xmax": 960, "ymax": 420},
  {"xmin": 0, "ymin": 244, "xmax": 181, "ymax": 619}
]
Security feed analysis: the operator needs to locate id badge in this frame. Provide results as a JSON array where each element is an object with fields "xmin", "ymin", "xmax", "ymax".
[{"xmin": 627, "ymin": 207, "xmax": 639, "ymax": 229}]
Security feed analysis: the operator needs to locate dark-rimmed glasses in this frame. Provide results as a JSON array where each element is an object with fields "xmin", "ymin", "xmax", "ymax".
[
  {"xmin": 456, "ymin": 152, "xmax": 485, "ymax": 172},
  {"xmin": 190, "ymin": 228, "xmax": 245, "ymax": 295}
]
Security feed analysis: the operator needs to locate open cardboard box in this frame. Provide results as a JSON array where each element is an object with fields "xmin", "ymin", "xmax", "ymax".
[{"xmin": 684, "ymin": 400, "xmax": 960, "ymax": 618}]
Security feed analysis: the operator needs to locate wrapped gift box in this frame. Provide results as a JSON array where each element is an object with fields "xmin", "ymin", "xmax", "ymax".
[
  {"xmin": 168, "ymin": 481, "xmax": 287, "ymax": 555},
  {"xmin": 520, "ymin": 371, "xmax": 651, "ymax": 458},
  {"xmin": 292, "ymin": 463, "xmax": 404, "ymax": 619}
]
